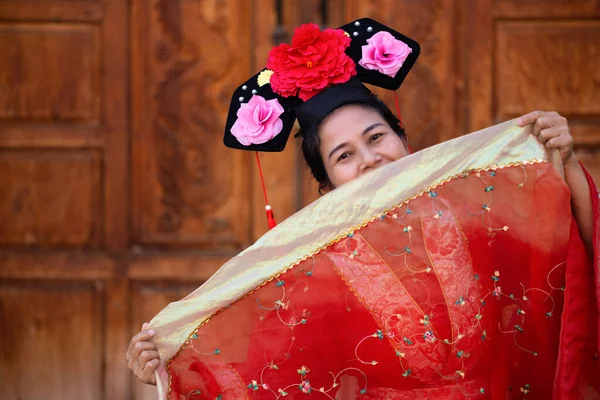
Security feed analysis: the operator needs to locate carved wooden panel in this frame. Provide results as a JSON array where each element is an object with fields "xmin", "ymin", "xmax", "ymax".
[
  {"xmin": 0, "ymin": 23, "xmax": 100, "ymax": 121},
  {"xmin": 493, "ymin": 0, "xmax": 600, "ymax": 18},
  {"xmin": 343, "ymin": 0, "xmax": 462, "ymax": 150},
  {"xmin": 0, "ymin": 282, "xmax": 103, "ymax": 400},
  {"xmin": 0, "ymin": 150, "xmax": 102, "ymax": 248},
  {"xmin": 1, "ymin": 0, "xmax": 125, "ymax": 399},
  {"xmin": 130, "ymin": 282, "xmax": 203, "ymax": 400},
  {"xmin": 495, "ymin": 21, "xmax": 600, "ymax": 118},
  {"xmin": 495, "ymin": 21, "xmax": 600, "ymax": 147},
  {"xmin": 0, "ymin": 1, "xmax": 104, "ymax": 23},
  {"xmin": 466, "ymin": 0, "xmax": 600, "ymax": 183},
  {"xmin": 131, "ymin": 0, "xmax": 253, "ymax": 250}
]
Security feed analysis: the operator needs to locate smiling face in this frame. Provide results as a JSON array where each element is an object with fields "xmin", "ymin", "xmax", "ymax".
[{"xmin": 318, "ymin": 104, "xmax": 409, "ymax": 189}]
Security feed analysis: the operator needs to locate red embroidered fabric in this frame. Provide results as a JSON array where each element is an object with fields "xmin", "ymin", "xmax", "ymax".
[{"xmin": 167, "ymin": 163, "xmax": 600, "ymax": 399}]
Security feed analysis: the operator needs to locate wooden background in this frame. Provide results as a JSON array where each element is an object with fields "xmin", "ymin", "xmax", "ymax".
[{"xmin": 0, "ymin": 0, "xmax": 599, "ymax": 399}]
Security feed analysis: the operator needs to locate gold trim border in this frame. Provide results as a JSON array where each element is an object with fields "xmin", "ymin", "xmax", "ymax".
[{"xmin": 165, "ymin": 159, "xmax": 547, "ymax": 397}]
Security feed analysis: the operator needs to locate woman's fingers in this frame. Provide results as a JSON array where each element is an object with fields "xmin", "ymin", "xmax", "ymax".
[
  {"xmin": 537, "ymin": 126, "xmax": 562, "ymax": 144},
  {"xmin": 126, "ymin": 329, "xmax": 155, "ymax": 362},
  {"xmin": 517, "ymin": 110, "xmax": 544, "ymax": 127},
  {"xmin": 125, "ymin": 323, "xmax": 160, "ymax": 386},
  {"xmin": 129, "ymin": 341, "xmax": 157, "ymax": 366},
  {"xmin": 138, "ymin": 350, "xmax": 159, "ymax": 365},
  {"xmin": 516, "ymin": 110, "xmax": 560, "ymax": 130},
  {"xmin": 545, "ymin": 135, "xmax": 571, "ymax": 150},
  {"xmin": 517, "ymin": 111, "xmax": 574, "ymax": 163},
  {"xmin": 532, "ymin": 116, "xmax": 560, "ymax": 137},
  {"xmin": 140, "ymin": 358, "xmax": 160, "ymax": 385}
]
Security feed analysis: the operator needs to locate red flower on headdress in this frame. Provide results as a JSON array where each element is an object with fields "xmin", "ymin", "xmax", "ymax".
[{"xmin": 267, "ymin": 23, "xmax": 356, "ymax": 102}]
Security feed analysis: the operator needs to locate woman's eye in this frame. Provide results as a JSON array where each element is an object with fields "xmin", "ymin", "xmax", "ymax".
[
  {"xmin": 370, "ymin": 133, "xmax": 384, "ymax": 142},
  {"xmin": 337, "ymin": 152, "xmax": 351, "ymax": 162}
]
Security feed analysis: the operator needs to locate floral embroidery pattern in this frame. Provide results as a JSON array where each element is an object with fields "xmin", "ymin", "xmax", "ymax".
[
  {"xmin": 255, "ymin": 278, "xmax": 310, "ymax": 327},
  {"xmin": 168, "ymin": 163, "xmax": 569, "ymax": 399},
  {"xmin": 465, "ymin": 172, "xmax": 510, "ymax": 233},
  {"xmin": 246, "ymin": 365, "xmax": 369, "ymax": 399}
]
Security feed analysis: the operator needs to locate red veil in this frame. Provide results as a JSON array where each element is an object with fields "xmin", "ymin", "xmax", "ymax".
[{"xmin": 149, "ymin": 121, "xmax": 600, "ymax": 399}]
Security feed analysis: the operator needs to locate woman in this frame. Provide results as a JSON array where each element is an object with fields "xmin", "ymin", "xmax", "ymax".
[{"xmin": 127, "ymin": 18, "xmax": 599, "ymax": 398}]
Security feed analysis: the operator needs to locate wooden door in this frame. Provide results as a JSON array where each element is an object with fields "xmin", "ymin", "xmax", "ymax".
[
  {"xmin": 1, "ymin": 1, "xmax": 598, "ymax": 399},
  {"xmin": 463, "ymin": 0, "xmax": 600, "ymax": 178},
  {"xmin": 0, "ymin": 0, "xmax": 129, "ymax": 399}
]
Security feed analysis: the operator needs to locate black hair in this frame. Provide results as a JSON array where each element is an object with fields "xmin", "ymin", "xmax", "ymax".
[{"xmin": 299, "ymin": 94, "xmax": 407, "ymax": 194}]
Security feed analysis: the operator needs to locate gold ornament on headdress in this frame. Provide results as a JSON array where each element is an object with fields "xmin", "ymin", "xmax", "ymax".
[{"xmin": 257, "ymin": 69, "xmax": 274, "ymax": 87}]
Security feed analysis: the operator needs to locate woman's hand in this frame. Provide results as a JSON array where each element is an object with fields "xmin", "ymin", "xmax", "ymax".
[
  {"xmin": 517, "ymin": 110, "xmax": 575, "ymax": 165},
  {"xmin": 126, "ymin": 323, "xmax": 160, "ymax": 385},
  {"xmin": 517, "ymin": 110, "xmax": 593, "ymax": 253}
]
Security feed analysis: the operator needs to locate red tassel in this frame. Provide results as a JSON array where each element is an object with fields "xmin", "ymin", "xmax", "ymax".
[
  {"xmin": 255, "ymin": 152, "xmax": 277, "ymax": 229},
  {"xmin": 265, "ymin": 205, "xmax": 277, "ymax": 229}
]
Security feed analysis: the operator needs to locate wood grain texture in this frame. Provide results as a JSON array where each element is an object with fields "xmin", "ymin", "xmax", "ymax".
[
  {"xmin": 0, "ymin": 2, "xmax": 129, "ymax": 399},
  {"xmin": 495, "ymin": 21, "xmax": 600, "ymax": 119},
  {"xmin": 0, "ymin": 23, "xmax": 101, "ymax": 121},
  {"xmin": 0, "ymin": 1, "xmax": 104, "ymax": 22},
  {"xmin": 0, "ymin": 282, "xmax": 103, "ymax": 400},
  {"xmin": 464, "ymin": 0, "xmax": 600, "ymax": 181},
  {"xmin": 493, "ymin": 0, "xmax": 600, "ymax": 18},
  {"xmin": 131, "ymin": 0, "xmax": 253, "ymax": 250},
  {"xmin": 0, "ymin": 150, "xmax": 103, "ymax": 249},
  {"xmin": 0, "ymin": 252, "xmax": 115, "ymax": 280},
  {"xmin": 464, "ymin": 0, "xmax": 494, "ymax": 132},
  {"xmin": 0, "ymin": 126, "xmax": 104, "ymax": 148},
  {"xmin": 104, "ymin": 279, "xmax": 128, "ymax": 400},
  {"xmin": 100, "ymin": 0, "xmax": 128, "ymax": 252},
  {"xmin": 127, "ymin": 253, "xmax": 232, "ymax": 281}
]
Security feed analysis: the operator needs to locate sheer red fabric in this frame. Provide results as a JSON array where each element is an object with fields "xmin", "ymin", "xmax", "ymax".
[{"xmin": 166, "ymin": 163, "xmax": 599, "ymax": 399}]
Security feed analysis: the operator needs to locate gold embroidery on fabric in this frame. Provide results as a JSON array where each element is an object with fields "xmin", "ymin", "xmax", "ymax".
[
  {"xmin": 165, "ymin": 159, "xmax": 547, "ymax": 396},
  {"xmin": 356, "ymin": 232, "xmax": 442, "ymax": 340}
]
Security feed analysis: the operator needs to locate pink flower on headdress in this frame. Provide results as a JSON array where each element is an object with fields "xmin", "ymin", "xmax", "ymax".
[
  {"xmin": 231, "ymin": 95, "xmax": 284, "ymax": 146},
  {"xmin": 267, "ymin": 23, "xmax": 356, "ymax": 102},
  {"xmin": 359, "ymin": 31, "xmax": 412, "ymax": 77}
]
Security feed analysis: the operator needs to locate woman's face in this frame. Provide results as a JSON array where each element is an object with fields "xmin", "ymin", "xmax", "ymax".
[{"xmin": 318, "ymin": 104, "xmax": 409, "ymax": 188}]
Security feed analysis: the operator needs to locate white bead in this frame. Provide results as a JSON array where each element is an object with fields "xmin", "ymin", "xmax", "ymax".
[
  {"xmin": 239, "ymin": 96, "xmax": 244, "ymax": 102},
  {"xmin": 252, "ymin": 89, "xmax": 257, "ymax": 94},
  {"xmin": 367, "ymin": 26, "xmax": 373, "ymax": 32},
  {"xmin": 242, "ymin": 85, "xmax": 247, "ymax": 90},
  {"xmin": 353, "ymin": 31, "xmax": 358, "ymax": 37},
  {"xmin": 354, "ymin": 21, "xmax": 360, "ymax": 26},
  {"xmin": 265, "ymin": 205, "xmax": 272, "ymax": 211}
]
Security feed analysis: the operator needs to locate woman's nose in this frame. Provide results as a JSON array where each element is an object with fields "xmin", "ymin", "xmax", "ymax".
[{"xmin": 359, "ymin": 149, "xmax": 381, "ymax": 171}]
